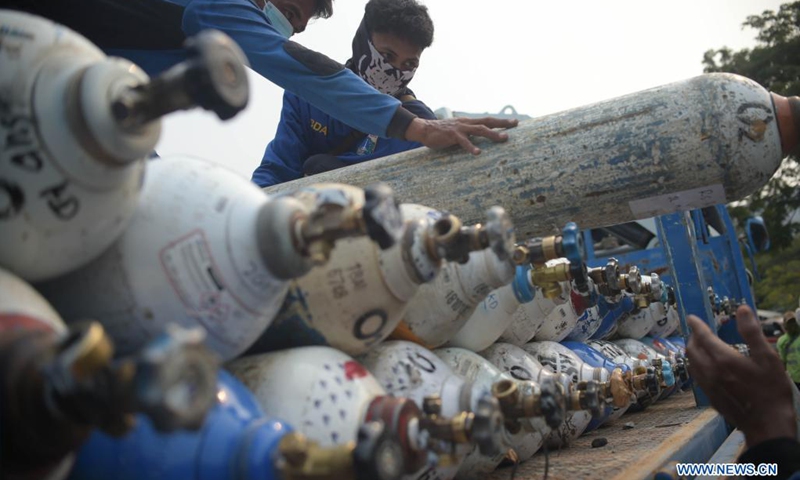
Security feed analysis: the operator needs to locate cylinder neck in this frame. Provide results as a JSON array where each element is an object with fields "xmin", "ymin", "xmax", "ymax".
[{"xmin": 772, "ymin": 93, "xmax": 800, "ymax": 156}]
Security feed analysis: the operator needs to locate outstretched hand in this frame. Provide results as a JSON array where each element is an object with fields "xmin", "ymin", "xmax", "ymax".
[
  {"xmin": 686, "ymin": 305, "xmax": 797, "ymax": 447},
  {"xmin": 404, "ymin": 117, "xmax": 519, "ymax": 155}
]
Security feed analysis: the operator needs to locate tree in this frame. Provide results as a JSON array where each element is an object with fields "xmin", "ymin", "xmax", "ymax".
[{"xmin": 703, "ymin": 2, "xmax": 800, "ymax": 250}]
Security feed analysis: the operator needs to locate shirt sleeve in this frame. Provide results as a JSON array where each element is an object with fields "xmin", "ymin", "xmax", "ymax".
[
  {"xmin": 180, "ymin": 0, "xmax": 413, "ymax": 138},
  {"xmin": 738, "ymin": 437, "xmax": 800, "ymax": 480},
  {"xmin": 251, "ymin": 92, "xmax": 309, "ymax": 187}
]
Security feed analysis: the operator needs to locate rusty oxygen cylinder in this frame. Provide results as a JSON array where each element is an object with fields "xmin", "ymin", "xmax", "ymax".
[
  {"xmin": 264, "ymin": 73, "xmax": 800, "ymax": 239},
  {"xmin": 480, "ymin": 343, "xmax": 604, "ymax": 450},
  {"xmin": 0, "ymin": 267, "xmax": 218, "ymax": 480},
  {"xmin": 246, "ymin": 188, "xmax": 515, "ymax": 357},
  {"xmin": 358, "ymin": 340, "xmax": 507, "ymax": 480},
  {"xmin": 36, "ymin": 164, "xmax": 402, "ymax": 361},
  {"xmin": 389, "ymin": 204, "xmax": 518, "ymax": 349},
  {"xmin": 434, "ymin": 347, "xmax": 566, "ymax": 478},
  {"xmin": 0, "ymin": 10, "xmax": 248, "ymax": 282},
  {"xmin": 227, "ymin": 346, "xmax": 484, "ymax": 478}
]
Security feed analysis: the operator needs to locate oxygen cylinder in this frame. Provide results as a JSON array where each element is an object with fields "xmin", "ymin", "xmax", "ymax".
[
  {"xmin": 247, "ymin": 194, "xmax": 511, "ymax": 356},
  {"xmin": 391, "ymin": 205, "xmax": 517, "ymax": 349},
  {"xmin": 445, "ymin": 266, "xmax": 536, "ymax": 353},
  {"xmin": 434, "ymin": 347, "xmax": 566, "ymax": 478},
  {"xmin": 532, "ymin": 276, "xmax": 595, "ymax": 342},
  {"xmin": 522, "ymin": 341, "xmax": 632, "ymax": 442},
  {"xmin": 69, "ymin": 371, "xmax": 400, "ymax": 480},
  {"xmin": 561, "ymin": 341, "xmax": 648, "ymax": 427},
  {"xmin": 449, "ymin": 223, "xmax": 585, "ymax": 352},
  {"xmin": 587, "ymin": 339, "xmax": 660, "ymax": 411},
  {"xmin": 480, "ymin": 343, "xmax": 602, "ymax": 447},
  {"xmin": 359, "ymin": 341, "xmax": 506, "ymax": 480},
  {"xmin": 639, "ymin": 336, "xmax": 690, "ymax": 389},
  {"xmin": 646, "ymin": 286, "xmax": 679, "ymax": 337},
  {"xmin": 615, "ymin": 274, "xmax": 667, "ymax": 339},
  {"xmin": 0, "ymin": 10, "xmax": 248, "ymax": 281},
  {"xmin": 265, "ymin": 73, "xmax": 800, "ymax": 239},
  {"xmin": 1, "ymin": 268, "xmax": 218, "ymax": 480},
  {"xmin": 228, "ymin": 346, "xmax": 472, "ymax": 477},
  {"xmin": 591, "ymin": 294, "xmax": 636, "ymax": 340},
  {"xmin": 611, "ymin": 338, "xmax": 677, "ymax": 399},
  {"xmin": 36, "ymin": 163, "xmax": 400, "ymax": 361}
]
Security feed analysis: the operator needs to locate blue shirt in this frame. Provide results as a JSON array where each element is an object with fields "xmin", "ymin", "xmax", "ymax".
[
  {"xmin": 100, "ymin": 0, "xmax": 408, "ymax": 138},
  {"xmin": 252, "ymin": 90, "xmax": 436, "ymax": 187}
]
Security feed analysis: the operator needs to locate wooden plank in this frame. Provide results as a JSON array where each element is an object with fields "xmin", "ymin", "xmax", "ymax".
[{"xmin": 487, "ymin": 391, "xmax": 728, "ymax": 480}]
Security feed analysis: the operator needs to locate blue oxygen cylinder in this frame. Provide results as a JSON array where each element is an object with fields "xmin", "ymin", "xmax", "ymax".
[
  {"xmin": 591, "ymin": 294, "xmax": 636, "ymax": 340},
  {"xmin": 560, "ymin": 341, "xmax": 625, "ymax": 431},
  {"xmin": 69, "ymin": 371, "xmax": 398, "ymax": 480},
  {"xmin": 69, "ymin": 370, "xmax": 285, "ymax": 480}
]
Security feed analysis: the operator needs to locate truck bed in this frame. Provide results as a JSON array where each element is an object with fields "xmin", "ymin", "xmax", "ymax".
[{"xmin": 490, "ymin": 391, "xmax": 728, "ymax": 480}]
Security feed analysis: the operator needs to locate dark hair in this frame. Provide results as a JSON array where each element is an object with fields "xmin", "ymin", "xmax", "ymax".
[
  {"xmin": 313, "ymin": 0, "xmax": 333, "ymax": 19},
  {"xmin": 364, "ymin": 0, "xmax": 434, "ymax": 49}
]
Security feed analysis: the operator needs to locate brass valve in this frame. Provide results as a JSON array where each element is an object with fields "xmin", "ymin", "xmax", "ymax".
[
  {"xmin": 606, "ymin": 368, "xmax": 633, "ymax": 408},
  {"xmin": 492, "ymin": 378, "xmax": 565, "ymax": 429},
  {"xmin": 570, "ymin": 381, "xmax": 602, "ymax": 416},
  {"xmin": 278, "ymin": 433, "xmax": 357, "ymax": 480},
  {"xmin": 529, "ymin": 262, "xmax": 572, "ymax": 299}
]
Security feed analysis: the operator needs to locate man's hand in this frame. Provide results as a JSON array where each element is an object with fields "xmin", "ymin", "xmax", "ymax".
[
  {"xmin": 686, "ymin": 305, "xmax": 798, "ymax": 447},
  {"xmin": 404, "ymin": 117, "xmax": 519, "ymax": 155}
]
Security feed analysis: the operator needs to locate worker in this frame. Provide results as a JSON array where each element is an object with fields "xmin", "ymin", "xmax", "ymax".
[
  {"xmin": 687, "ymin": 306, "xmax": 800, "ymax": 479},
  {"xmin": 9, "ymin": 0, "xmax": 516, "ymax": 159},
  {"xmin": 778, "ymin": 311, "xmax": 800, "ymax": 390},
  {"xmin": 251, "ymin": 0, "xmax": 437, "ymax": 187}
]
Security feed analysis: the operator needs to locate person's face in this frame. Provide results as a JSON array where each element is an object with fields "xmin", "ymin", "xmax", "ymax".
[
  {"xmin": 265, "ymin": 0, "xmax": 317, "ymax": 35},
  {"xmin": 370, "ymin": 31, "xmax": 423, "ymax": 72}
]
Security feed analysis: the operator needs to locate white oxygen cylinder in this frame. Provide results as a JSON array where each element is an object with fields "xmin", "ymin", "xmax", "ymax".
[
  {"xmin": 251, "ymin": 201, "xmax": 513, "ymax": 356},
  {"xmin": 497, "ymin": 284, "xmax": 552, "ymax": 347},
  {"xmin": 434, "ymin": 348, "xmax": 549, "ymax": 478},
  {"xmin": 646, "ymin": 301, "xmax": 678, "ymax": 338},
  {"xmin": 359, "ymin": 341, "xmax": 504, "ymax": 480},
  {"xmin": 480, "ymin": 343, "xmax": 591, "ymax": 449},
  {"xmin": 227, "ymin": 346, "xmax": 436, "ymax": 477},
  {"xmin": 587, "ymin": 340, "xmax": 648, "ymax": 371},
  {"xmin": 0, "ymin": 11, "xmax": 247, "ymax": 282},
  {"xmin": 228, "ymin": 347, "xmax": 386, "ymax": 446},
  {"xmin": 0, "ymin": 10, "xmax": 146, "ymax": 282},
  {"xmin": 445, "ymin": 265, "xmax": 536, "ymax": 353},
  {"xmin": 37, "ymin": 158, "xmax": 376, "ymax": 360},
  {"xmin": 616, "ymin": 274, "xmax": 665, "ymax": 339},
  {"xmin": 396, "ymin": 205, "xmax": 516, "ymax": 348},
  {"xmin": 0, "ymin": 267, "xmax": 66, "ymax": 335}
]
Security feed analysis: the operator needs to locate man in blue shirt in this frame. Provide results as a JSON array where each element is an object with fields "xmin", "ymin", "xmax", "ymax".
[
  {"xmin": 12, "ymin": 0, "xmax": 516, "ymax": 159},
  {"xmin": 252, "ymin": 0, "xmax": 439, "ymax": 187}
]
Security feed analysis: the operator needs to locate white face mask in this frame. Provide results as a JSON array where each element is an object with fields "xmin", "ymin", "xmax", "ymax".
[
  {"xmin": 358, "ymin": 40, "xmax": 417, "ymax": 96},
  {"xmin": 263, "ymin": 2, "xmax": 293, "ymax": 38}
]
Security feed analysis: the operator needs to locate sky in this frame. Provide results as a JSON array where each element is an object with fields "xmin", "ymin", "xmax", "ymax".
[{"xmin": 155, "ymin": 0, "xmax": 786, "ymax": 179}]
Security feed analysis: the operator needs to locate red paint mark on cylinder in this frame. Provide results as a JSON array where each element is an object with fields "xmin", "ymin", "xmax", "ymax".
[
  {"xmin": 344, "ymin": 361, "xmax": 369, "ymax": 380},
  {"xmin": 0, "ymin": 313, "xmax": 53, "ymax": 334}
]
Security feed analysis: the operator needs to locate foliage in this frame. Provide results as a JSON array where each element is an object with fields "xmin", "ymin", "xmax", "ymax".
[
  {"xmin": 704, "ymin": 2, "xmax": 800, "ymax": 250},
  {"xmin": 751, "ymin": 236, "xmax": 800, "ymax": 311}
]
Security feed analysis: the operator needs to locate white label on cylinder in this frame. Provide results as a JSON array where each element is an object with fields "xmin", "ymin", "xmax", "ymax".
[{"xmin": 628, "ymin": 184, "xmax": 725, "ymax": 218}]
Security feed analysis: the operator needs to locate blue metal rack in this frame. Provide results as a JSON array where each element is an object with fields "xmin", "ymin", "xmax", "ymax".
[{"xmin": 582, "ymin": 204, "xmax": 760, "ymax": 407}]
